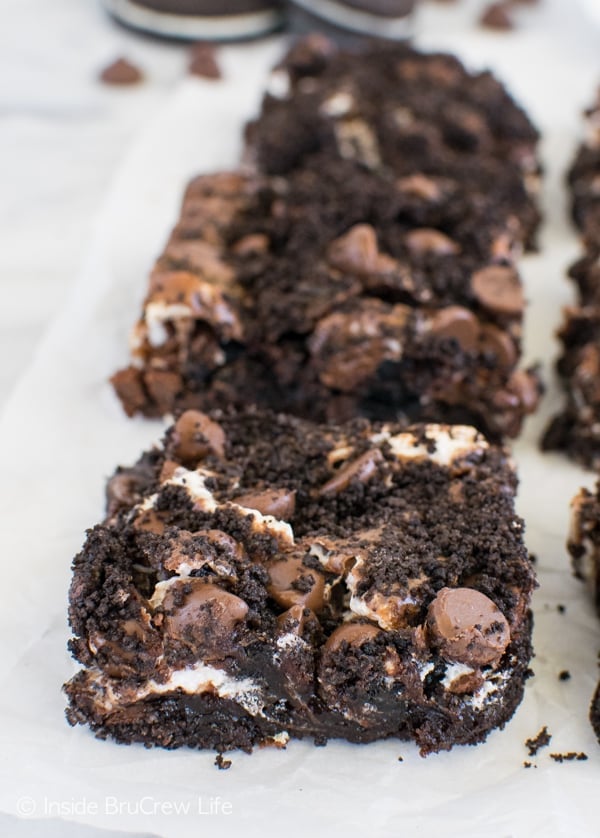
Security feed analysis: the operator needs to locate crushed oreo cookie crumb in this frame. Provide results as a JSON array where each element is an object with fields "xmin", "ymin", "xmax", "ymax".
[
  {"xmin": 549, "ymin": 752, "xmax": 588, "ymax": 763},
  {"xmin": 525, "ymin": 726, "xmax": 552, "ymax": 756},
  {"xmin": 215, "ymin": 753, "xmax": 232, "ymax": 770},
  {"xmin": 558, "ymin": 670, "xmax": 571, "ymax": 681}
]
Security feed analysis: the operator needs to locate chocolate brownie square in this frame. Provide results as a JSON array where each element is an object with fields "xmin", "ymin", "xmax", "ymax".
[
  {"xmin": 112, "ymin": 160, "xmax": 541, "ymax": 437},
  {"xmin": 65, "ymin": 409, "xmax": 535, "ymax": 754}
]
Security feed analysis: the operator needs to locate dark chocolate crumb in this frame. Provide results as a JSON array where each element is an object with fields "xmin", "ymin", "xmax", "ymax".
[
  {"xmin": 525, "ymin": 726, "xmax": 552, "ymax": 756},
  {"xmin": 558, "ymin": 670, "xmax": 571, "ymax": 682},
  {"xmin": 523, "ymin": 761, "xmax": 536, "ymax": 769},
  {"xmin": 215, "ymin": 753, "xmax": 232, "ymax": 770},
  {"xmin": 549, "ymin": 752, "xmax": 588, "ymax": 763},
  {"xmin": 529, "ymin": 553, "xmax": 537, "ymax": 565},
  {"xmin": 557, "ymin": 604, "xmax": 566, "ymax": 614},
  {"xmin": 397, "ymin": 756, "xmax": 404, "ymax": 762},
  {"xmin": 99, "ymin": 57, "xmax": 143, "ymax": 86}
]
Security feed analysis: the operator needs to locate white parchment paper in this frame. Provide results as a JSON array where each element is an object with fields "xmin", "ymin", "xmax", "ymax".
[{"xmin": 2, "ymin": 2, "xmax": 600, "ymax": 835}]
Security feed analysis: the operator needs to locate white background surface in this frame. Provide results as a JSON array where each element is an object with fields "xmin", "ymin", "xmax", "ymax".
[{"xmin": 2, "ymin": 1, "xmax": 600, "ymax": 836}]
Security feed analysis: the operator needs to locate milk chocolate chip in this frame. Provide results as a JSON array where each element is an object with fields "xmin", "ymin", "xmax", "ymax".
[
  {"xmin": 426, "ymin": 587, "xmax": 510, "ymax": 667},
  {"xmin": 396, "ymin": 174, "xmax": 443, "ymax": 202},
  {"xmin": 106, "ymin": 472, "xmax": 143, "ymax": 516},
  {"xmin": 172, "ymin": 410, "xmax": 225, "ymax": 464},
  {"xmin": 471, "ymin": 266, "xmax": 524, "ymax": 316},
  {"xmin": 404, "ymin": 228, "xmax": 460, "ymax": 257},
  {"xmin": 162, "ymin": 580, "xmax": 248, "ymax": 653},
  {"xmin": 429, "ymin": 306, "xmax": 479, "ymax": 352},
  {"xmin": 320, "ymin": 449, "xmax": 384, "ymax": 496},
  {"xmin": 266, "ymin": 556, "xmax": 326, "ymax": 613},
  {"xmin": 326, "ymin": 224, "xmax": 396, "ymax": 276},
  {"xmin": 234, "ymin": 488, "xmax": 296, "ymax": 520},
  {"xmin": 277, "ymin": 604, "xmax": 321, "ymax": 640},
  {"xmin": 325, "ymin": 622, "xmax": 381, "ymax": 651},
  {"xmin": 506, "ymin": 369, "xmax": 540, "ymax": 413},
  {"xmin": 99, "ymin": 57, "xmax": 143, "ymax": 86},
  {"xmin": 478, "ymin": 323, "xmax": 518, "ymax": 368}
]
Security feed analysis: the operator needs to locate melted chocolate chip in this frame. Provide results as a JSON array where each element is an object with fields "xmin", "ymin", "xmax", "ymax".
[
  {"xmin": 171, "ymin": 410, "xmax": 226, "ymax": 464},
  {"xmin": 426, "ymin": 587, "xmax": 511, "ymax": 667}
]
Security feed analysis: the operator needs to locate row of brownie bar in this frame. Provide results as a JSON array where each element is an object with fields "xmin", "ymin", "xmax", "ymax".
[
  {"xmin": 543, "ymin": 89, "xmax": 600, "ymax": 469},
  {"xmin": 556, "ymin": 89, "xmax": 600, "ymax": 745},
  {"xmin": 64, "ymin": 39, "xmax": 542, "ymax": 755},
  {"xmin": 111, "ymin": 37, "xmax": 543, "ymax": 440}
]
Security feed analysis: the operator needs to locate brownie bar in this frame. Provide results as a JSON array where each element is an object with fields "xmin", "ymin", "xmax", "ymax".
[
  {"xmin": 568, "ymin": 88, "xmax": 600, "ymax": 248},
  {"xmin": 65, "ymin": 409, "xmax": 535, "ymax": 755},
  {"xmin": 111, "ymin": 160, "xmax": 541, "ymax": 436},
  {"xmin": 541, "ymin": 279, "xmax": 600, "ymax": 468},
  {"xmin": 568, "ymin": 485, "xmax": 600, "ymax": 744},
  {"xmin": 245, "ymin": 39, "xmax": 541, "ymax": 249},
  {"xmin": 542, "ymin": 89, "xmax": 600, "ymax": 467}
]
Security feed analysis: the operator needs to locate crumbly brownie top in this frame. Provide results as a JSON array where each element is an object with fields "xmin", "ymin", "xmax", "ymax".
[
  {"xmin": 71, "ymin": 410, "xmax": 532, "ymax": 673},
  {"xmin": 246, "ymin": 39, "xmax": 540, "ymax": 246}
]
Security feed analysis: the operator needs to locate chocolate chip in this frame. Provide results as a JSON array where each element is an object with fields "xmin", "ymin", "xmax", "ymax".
[
  {"xmin": 326, "ymin": 224, "xmax": 396, "ymax": 276},
  {"xmin": 319, "ymin": 448, "xmax": 384, "ymax": 496},
  {"xmin": 404, "ymin": 228, "xmax": 460, "ymax": 257},
  {"xmin": 188, "ymin": 44, "xmax": 221, "ymax": 80},
  {"xmin": 470, "ymin": 265, "xmax": 524, "ymax": 316},
  {"xmin": 506, "ymin": 369, "xmax": 540, "ymax": 413},
  {"xmin": 277, "ymin": 604, "xmax": 321, "ymax": 640},
  {"xmin": 162, "ymin": 580, "xmax": 248, "ymax": 653},
  {"xmin": 396, "ymin": 174, "xmax": 443, "ymax": 202},
  {"xmin": 324, "ymin": 622, "xmax": 381, "ymax": 651},
  {"xmin": 480, "ymin": 2, "xmax": 515, "ymax": 30},
  {"xmin": 478, "ymin": 323, "xmax": 518, "ymax": 368},
  {"xmin": 265, "ymin": 556, "xmax": 326, "ymax": 613},
  {"xmin": 106, "ymin": 472, "xmax": 142, "ymax": 516},
  {"xmin": 133, "ymin": 507, "xmax": 167, "ymax": 535},
  {"xmin": 99, "ymin": 57, "xmax": 143, "ymax": 86},
  {"xmin": 426, "ymin": 587, "xmax": 510, "ymax": 667},
  {"xmin": 159, "ymin": 459, "xmax": 180, "ymax": 484},
  {"xmin": 428, "ymin": 306, "xmax": 480, "ymax": 352},
  {"xmin": 172, "ymin": 410, "xmax": 226, "ymax": 464},
  {"xmin": 234, "ymin": 488, "xmax": 296, "ymax": 520}
]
